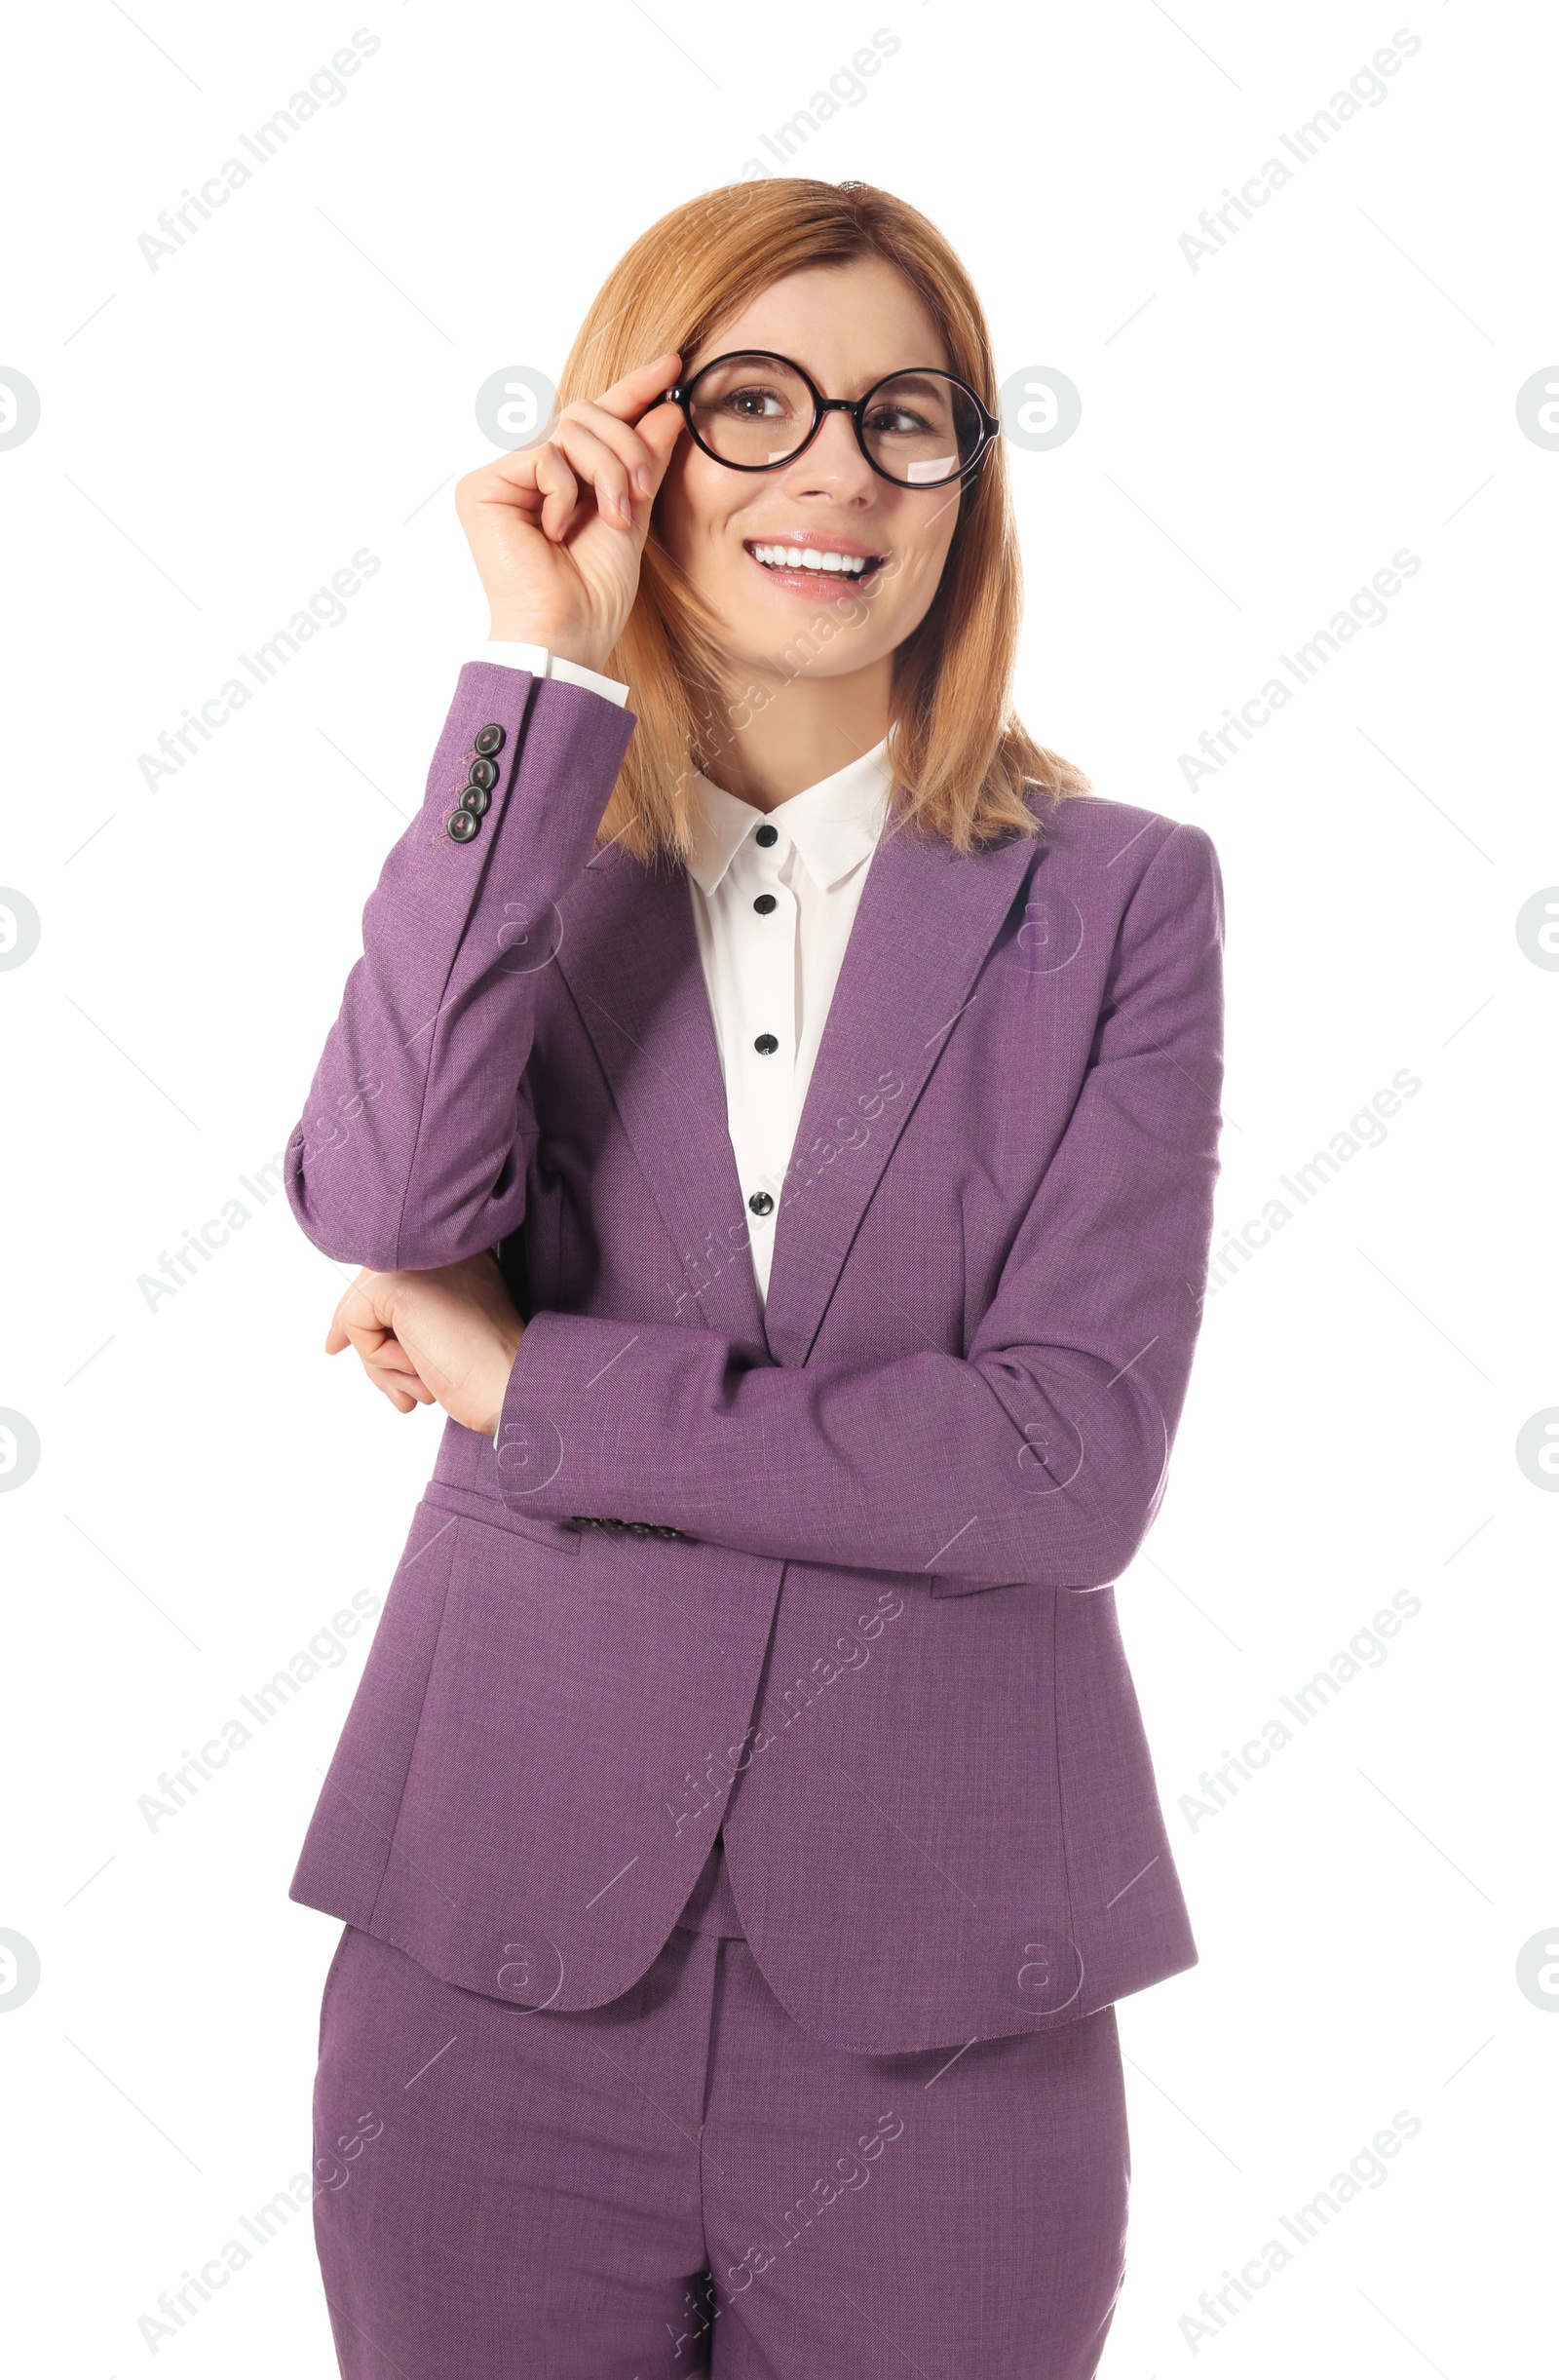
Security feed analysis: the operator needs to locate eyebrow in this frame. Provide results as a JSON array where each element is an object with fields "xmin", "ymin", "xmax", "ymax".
[
  {"xmin": 685, "ymin": 351, "xmax": 955, "ymax": 394},
  {"xmin": 866, "ymin": 369, "xmax": 952, "ymax": 396}
]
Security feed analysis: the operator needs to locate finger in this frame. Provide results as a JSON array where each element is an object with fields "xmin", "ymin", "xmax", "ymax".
[
  {"xmin": 555, "ymin": 400, "xmax": 660, "ymax": 504},
  {"xmin": 337, "ymin": 1309, "xmax": 397, "ymax": 1359},
  {"xmin": 547, "ymin": 416, "xmax": 640, "ymax": 529},
  {"xmin": 545, "ymin": 394, "xmax": 684, "ymax": 528},
  {"xmin": 456, "ymin": 355, "xmax": 678, "ymax": 509},
  {"xmin": 361, "ymin": 1336, "xmax": 426, "ymax": 1387},
  {"xmin": 533, "ymin": 442, "xmax": 580, "ymax": 543},
  {"xmin": 324, "ymin": 1268, "xmax": 383, "ymax": 1353},
  {"xmin": 326, "ymin": 1312, "xmax": 385, "ymax": 1356},
  {"xmin": 588, "ymin": 350, "xmax": 682, "ymax": 426},
  {"xmin": 338, "ymin": 1308, "xmax": 396, "ymax": 1351},
  {"xmin": 353, "ymin": 1329, "xmax": 436, "ymax": 1406},
  {"xmin": 632, "ymin": 393, "xmax": 687, "ymax": 495},
  {"xmin": 456, "ymin": 445, "xmax": 550, "ymax": 518}
]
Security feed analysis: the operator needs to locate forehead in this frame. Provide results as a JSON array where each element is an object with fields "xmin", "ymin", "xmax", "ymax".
[{"xmin": 688, "ymin": 257, "xmax": 951, "ymax": 392}]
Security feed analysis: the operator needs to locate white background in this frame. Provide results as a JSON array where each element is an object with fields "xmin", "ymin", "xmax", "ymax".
[{"xmin": 1, "ymin": 1, "xmax": 1553, "ymax": 2371}]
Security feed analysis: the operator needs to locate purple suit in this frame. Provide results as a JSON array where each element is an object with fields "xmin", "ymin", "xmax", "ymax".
[{"xmin": 287, "ymin": 662, "xmax": 1225, "ymax": 2059}]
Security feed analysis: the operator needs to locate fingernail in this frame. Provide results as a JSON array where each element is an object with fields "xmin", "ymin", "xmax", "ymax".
[{"xmin": 634, "ymin": 465, "xmax": 654, "ymax": 496}]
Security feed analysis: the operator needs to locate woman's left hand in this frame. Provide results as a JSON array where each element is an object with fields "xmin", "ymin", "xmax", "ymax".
[{"xmin": 325, "ymin": 1254, "xmax": 524, "ymax": 1438}]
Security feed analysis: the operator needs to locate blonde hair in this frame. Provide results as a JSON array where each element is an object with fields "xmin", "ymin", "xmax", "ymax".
[{"xmin": 556, "ymin": 178, "xmax": 1091, "ymax": 865}]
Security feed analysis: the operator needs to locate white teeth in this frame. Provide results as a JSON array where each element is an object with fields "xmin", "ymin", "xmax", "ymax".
[{"xmin": 749, "ymin": 543, "xmax": 873, "ymax": 575}]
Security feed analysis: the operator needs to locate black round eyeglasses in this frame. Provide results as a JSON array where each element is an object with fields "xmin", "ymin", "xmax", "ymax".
[{"xmin": 645, "ymin": 350, "xmax": 1002, "ymax": 490}]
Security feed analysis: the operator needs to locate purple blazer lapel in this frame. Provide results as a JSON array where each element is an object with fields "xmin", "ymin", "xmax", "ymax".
[
  {"xmin": 554, "ymin": 842, "xmax": 769, "ymax": 1351},
  {"xmin": 762, "ymin": 819, "xmax": 1038, "ymax": 1368},
  {"xmin": 554, "ymin": 817, "xmax": 1038, "ymax": 1371}
]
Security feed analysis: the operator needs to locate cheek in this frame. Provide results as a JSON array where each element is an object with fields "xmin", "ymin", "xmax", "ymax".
[
  {"xmin": 659, "ymin": 453, "xmax": 746, "ymax": 571},
  {"xmin": 883, "ymin": 524, "xmax": 957, "ymax": 620},
  {"xmin": 888, "ymin": 500, "xmax": 957, "ymax": 579}
]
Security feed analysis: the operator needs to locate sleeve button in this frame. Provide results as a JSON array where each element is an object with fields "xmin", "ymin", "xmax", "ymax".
[
  {"xmin": 447, "ymin": 809, "xmax": 481, "ymax": 843},
  {"xmin": 474, "ymin": 722, "xmax": 506, "ymax": 757}
]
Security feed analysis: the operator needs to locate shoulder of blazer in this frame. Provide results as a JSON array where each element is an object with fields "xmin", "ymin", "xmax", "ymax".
[{"xmin": 1023, "ymin": 788, "xmax": 1220, "ymax": 897}]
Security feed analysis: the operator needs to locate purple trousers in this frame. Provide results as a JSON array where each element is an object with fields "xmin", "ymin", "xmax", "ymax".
[{"xmin": 312, "ymin": 1878, "xmax": 1130, "ymax": 2378}]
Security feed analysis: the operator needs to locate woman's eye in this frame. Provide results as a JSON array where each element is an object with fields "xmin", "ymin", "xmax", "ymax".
[
  {"xmin": 867, "ymin": 403, "xmax": 931, "ymax": 437},
  {"xmin": 722, "ymin": 386, "xmax": 784, "ymax": 418}
]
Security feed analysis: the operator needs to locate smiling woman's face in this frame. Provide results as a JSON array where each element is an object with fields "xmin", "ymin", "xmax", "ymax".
[{"xmin": 655, "ymin": 256, "xmax": 964, "ymax": 688}]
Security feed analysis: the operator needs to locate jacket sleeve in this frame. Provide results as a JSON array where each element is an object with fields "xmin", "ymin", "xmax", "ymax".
[
  {"xmin": 285, "ymin": 662, "xmax": 637, "ymax": 1273},
  {"xmin": 496, "ymin": 821, "xmax": 1225, "ymax": 1593}
]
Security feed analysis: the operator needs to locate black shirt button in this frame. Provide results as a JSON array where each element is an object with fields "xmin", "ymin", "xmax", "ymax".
[
  {"xmin": 447, "ymin": 809, "xmax": 480, "ymax": 843},
  {"xmin": 748, "ymin": 1190, "xmax": 775, "ymax": 1216},
  {"xmin": 752, "ymin": 893, "xmax": 778, "ymax": 915},
  {"xmin": 474, "ymin": 722, "xmax": 506, "ymax": 757},
  {"xmin": 754, "ymin": 1033, "xmax": 779, "ymax": 1055},
  {"xmin": 755, "ymin": 823, "xmax": 779, "ymax": 847},
  {"xmin": 468, "ymin": 754, "xmax": 500, "ymax": 791},
  {"xmin": 461, "ymin": 784, "xmax": 492, "ymax": 817}
]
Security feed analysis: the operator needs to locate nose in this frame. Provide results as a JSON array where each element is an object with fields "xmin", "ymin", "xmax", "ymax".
[{"xmin": 782, "ymin": 404, "xmax": 878, "ymax": 504}]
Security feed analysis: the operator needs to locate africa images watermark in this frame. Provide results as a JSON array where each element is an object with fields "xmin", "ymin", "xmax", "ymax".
[
  {"xmin": 1177, "ymin": 2109, "xmax": 1424, "ymax": 2355},
  {"xmin": 135, "ymin": 29, "xmax": 383, "ymax": 272},
  {"xmin": 1177, "ymin": 28, "xmax": 1424, "ymax": 272},
  {"xmin": 664, "ymin": 1588, "xmax": 906, "ymax": 1837},
  {"xmin": 136, "ymin": 2113, "xmax": 383, "ymax": 2356},
  {"xmin": 1178, "ymin": 549, "xmax": 1422, "ymax": 793},
  {"xmin": 1199, "ymin": 1065, "xmax": 1423, "ymax": 1303},
  {"xmin": 136, "ymin": 1593, "xmax": 381, "ymax": 1833},
  {"xmin": 728, "ymin": 28, "xmax": 903, "ymax": 180},
  {"xmin": 135, "ymin": 550, "xmax": 381, "ymax": 792},
  {"xmin": 1177, "ymin": 1585, "xmax": 1425, "ymax": 1834},
  {"xmin": 136, "ymin": 1150, "xmax": 288, "ymax": 1313}
]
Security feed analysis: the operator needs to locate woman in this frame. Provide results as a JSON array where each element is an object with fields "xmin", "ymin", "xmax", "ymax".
[{"xmin": 288, "ymin": 177, "xmax": 1225, "ymax": 2380}]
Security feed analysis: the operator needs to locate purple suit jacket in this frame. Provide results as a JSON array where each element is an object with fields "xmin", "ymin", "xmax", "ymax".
[{"xmin": 285, "ymin": 662, "xmax": 1225, "ymax": 2054}]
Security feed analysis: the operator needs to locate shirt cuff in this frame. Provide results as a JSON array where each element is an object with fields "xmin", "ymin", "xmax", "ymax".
[{"xmin": 474, "ymin": 642, "xmax": 628, "ymax": 706}]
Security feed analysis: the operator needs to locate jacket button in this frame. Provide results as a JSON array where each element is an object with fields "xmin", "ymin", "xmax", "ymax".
[
  {"xmin": 752, "ymin": 893, "xmax": 778, "ymax": 915},
  {"xmin": 447, "ymin": 809, "xmax": 480, "ymax": 843},
  {"xmin": 468, "ymin": 754, "xmax": 500, "ymax": 791},
  {"xmin": 754, "ymin": 1033, "xmax": 779, "ymax": 1055},
  {"xmin": 755, "ymin": 823, "xmax": 778, "ymax": 847},
  {"xmin": 474, "ymin": 722, "xmax": 506, "ymax": 757},
  {"xmin": 748, "ymin": 1191, "xmax": 775, "ymax": 1216},
  {"xmin": 461, "ymin": 784, "xmax": 492, "ymax": 817}
]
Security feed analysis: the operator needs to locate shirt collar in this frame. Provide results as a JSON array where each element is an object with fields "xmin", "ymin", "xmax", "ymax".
[{"xmin": 685, "ymin": 740, "xmax": 893, "ymax": 898}]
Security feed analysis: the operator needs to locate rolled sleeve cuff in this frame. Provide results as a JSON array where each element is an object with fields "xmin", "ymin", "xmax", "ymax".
[{"xmin": 493, "ymin": 1310, "xmax": 678, "ymax": 1519}]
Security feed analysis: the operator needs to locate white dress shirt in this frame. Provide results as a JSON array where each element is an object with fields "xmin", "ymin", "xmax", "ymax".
[
  {"xmin": 681, "ymin": 745, "xmax": 892, "ymax": 1301},
  {"xmin": 473, "ymin": 642, "xmax": 892, "ymax": 1308}
]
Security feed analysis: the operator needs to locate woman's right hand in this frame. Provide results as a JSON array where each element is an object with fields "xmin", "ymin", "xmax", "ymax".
[{"xmin": 454, "ymin": 350, "xmax": 685, "ymax": 676}]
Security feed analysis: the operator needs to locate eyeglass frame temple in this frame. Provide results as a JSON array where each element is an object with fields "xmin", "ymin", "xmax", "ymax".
[{"xmin": 641, "ymin": 351, "xmax": 1002, "ymax": 486}]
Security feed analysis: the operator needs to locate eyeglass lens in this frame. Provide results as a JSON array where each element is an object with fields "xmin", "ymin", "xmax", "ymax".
[{"xmin": 685, "ymin": 353, "xmax": 982, "ymax": 485}]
